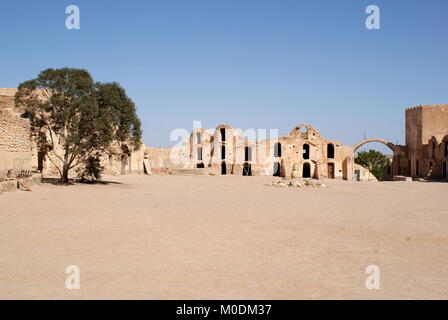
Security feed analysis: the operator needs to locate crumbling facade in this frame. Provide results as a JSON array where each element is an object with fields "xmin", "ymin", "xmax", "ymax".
[
  {"xmin": 151, "ymin": 105, "xmax": 447, "ymax": 181},
  {"xmin": 1, "ymin": 86, "xmax": 447, "ymax": 182},
  {"xmin": 157, "ymin": 123, "xmax": 372, "ymax": 180},
  {"xmin": 394, "ymin": 104, "xmax": 448, "ymax": 179}
]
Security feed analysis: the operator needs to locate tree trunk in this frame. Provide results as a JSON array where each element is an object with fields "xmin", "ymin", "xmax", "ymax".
[{"xmin": 61, "ymin": 165, "xmax": 70, "ymax": 184}]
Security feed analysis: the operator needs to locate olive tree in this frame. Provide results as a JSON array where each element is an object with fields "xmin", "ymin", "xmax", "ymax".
[{"xmin": 15, "ymin": 68, "xmax": 142, "ymax": 183}]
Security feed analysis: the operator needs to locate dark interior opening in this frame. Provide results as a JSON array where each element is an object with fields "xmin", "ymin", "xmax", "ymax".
[
  {"xmin": 221, "ymin": 162, "xmax": 226, "ymax": 175},
  {"xmin": 221, "ymin": 145, "xmax": 225, "ymax": 160},
  {"xmin": 303, "ymin": 162, "xmax": 311, "ymax": 178},
  {"xmin": 303, "ymin": 144, "xmax": 310, "ymax": 160},
  {"xmin": 197, "ymin": 163, "xmax": 204, "ymax": 168},
  {"xmin": 274, "ymin": 143, "xmax": 281, "ymax": 158},
  {"xmin": 243, "ymin": 163, "xmax": 252, "ymax": 176},
  {"xmin": 327, "ymin": 144, "xmax": 334, "ymax": 159},
  {"xmin": 220, "ymin": 128, "xmax": 226, "ymax": 142}
]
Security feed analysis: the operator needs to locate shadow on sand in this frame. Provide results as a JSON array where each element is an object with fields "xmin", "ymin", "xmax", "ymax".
[{"xmin": 42, "ymin": 178, "xmax": 123, "ymax": 186}]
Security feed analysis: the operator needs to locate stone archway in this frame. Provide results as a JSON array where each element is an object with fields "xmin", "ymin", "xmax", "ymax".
[
  {"xmin": 347, "ymin": 138, "xmax": 396, "ymax": 181},
  {"xmin": 353, "ymin": 138, "xmax": 396, "ymax": 153}
]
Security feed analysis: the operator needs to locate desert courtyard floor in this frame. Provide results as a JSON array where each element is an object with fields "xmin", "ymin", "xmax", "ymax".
[{"xmin": 0, "ymin": 174, "xmax": 447, "ymax": 299}]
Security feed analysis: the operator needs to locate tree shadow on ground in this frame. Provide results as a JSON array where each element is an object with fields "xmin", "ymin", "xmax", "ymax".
[{"xmin": 42, "ymin": 178, "xmax": 123, "ymax": 186}]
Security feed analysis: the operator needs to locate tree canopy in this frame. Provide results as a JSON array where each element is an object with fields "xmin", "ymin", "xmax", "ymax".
[
  {"xmin": 15, "ymin": 68, "xmax": 142, "ymax": 183},
  {"xmin": 355, "ymin": 149, "xmax": 391, "ymax": 181}
]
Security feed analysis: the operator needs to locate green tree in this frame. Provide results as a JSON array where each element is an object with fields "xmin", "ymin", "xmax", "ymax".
[
  {"xmin": 15, "ymin": 68, "xmax": 142, "ymax": 183},
  {"xmin": 355, "ymin": 149, "xmax": 391, "ymax": 181},
  {"xmin": 79, "ymin": 154, "xmax": 104, "ymax": 183}
]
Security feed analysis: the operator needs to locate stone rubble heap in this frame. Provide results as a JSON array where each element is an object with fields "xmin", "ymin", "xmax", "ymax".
[{"xmin": 268, "ymin": 178, "xmax": 328, "ymax": 189}]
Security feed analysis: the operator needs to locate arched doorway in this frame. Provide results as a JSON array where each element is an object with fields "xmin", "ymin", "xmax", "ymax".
[
  {"xmin": 303, "ymin": 162, "xmax": 311, "ymax": 178},
  {"xmin": 352, "ymin": 138, "xmax": 396, "ymax": 180}
]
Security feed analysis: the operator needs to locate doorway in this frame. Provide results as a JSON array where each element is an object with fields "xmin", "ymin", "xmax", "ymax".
[
  {"xmin": 354, "ymin": 170, "xmax": 361, "ymax": 181},
  {"xmin": 273, "ymin": 162, "xmax": 281, "ymax": 177},
  {"xmin": 303, "ymin": 162, "xmax": 311, "ymax": 178},
  {"xmin": 243, "ymin": 163, "xmax": 252, "ymax": 176},
  {"xmin": 327, "ymin": 163, "xmax": 335, "ymax": 179},
  {"xmin": 221, "ymin": 162, "xmax": 226, "ymax": 175}
]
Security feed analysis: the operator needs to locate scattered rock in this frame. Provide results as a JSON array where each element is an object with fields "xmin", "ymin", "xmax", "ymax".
[
  {"xmin": 268, "ymin": 178, "xmax": 328, "ymax": 189},
  {"xmin": 18, "ymin": 180, "xmax": 32, "ymax": 192},
  {"xmin": 289, "ymin": 180, "xmax": 303, "ymax": 188}
]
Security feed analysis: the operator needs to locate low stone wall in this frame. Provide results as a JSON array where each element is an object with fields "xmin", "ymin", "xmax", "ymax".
[{"xmin": 0, "ymin": 173, "xmax": 42, "ymax": 194}]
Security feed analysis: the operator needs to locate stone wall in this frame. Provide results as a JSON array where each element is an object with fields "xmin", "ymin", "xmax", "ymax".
[
  {"xmin": 422, "ymin": 105, "xmax": 448, "ymax": 144},
  {"xmin": 0, "ymin": 108, "xmax": 32, "ymax": 175},
  {"xmin": 145, "ymin": 143, "xmax": 190, "ymax": 173},
  {"xmin": 181, "ymin": 123, "xmax": 355, "ymax": 180},
  {"xmin": 403, "ymin": 104, "xmax": 448, "ymax": 178},
  {"xmin": 0, "ymin": 95, "xmax": 14, "ymax": 109}
]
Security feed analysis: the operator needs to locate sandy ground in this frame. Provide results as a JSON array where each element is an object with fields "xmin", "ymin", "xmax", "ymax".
[{"xmin": 0, "ymin": 174, "xmax": 447, "ymax": 300}]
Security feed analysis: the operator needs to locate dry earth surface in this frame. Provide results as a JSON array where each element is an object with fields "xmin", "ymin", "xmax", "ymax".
[{"xmin": 0, "ymin": 174, "xmax": 447, "ymax": 299}]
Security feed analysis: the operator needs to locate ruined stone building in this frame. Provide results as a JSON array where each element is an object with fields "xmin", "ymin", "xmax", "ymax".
[
  {"xmin": 1, "ymin": 86, "xmax": 447, "ymax": 183},
  {"xmin": 393, "ymin": 104, "xmax": 448, "ymax": 179},
  {"xmin": 151, "ymin": 105, "xmax": 447, "ymax": 181},
  {"xmin": 162, "ymin": 123, "xmax": 375, "ymax": 181}
]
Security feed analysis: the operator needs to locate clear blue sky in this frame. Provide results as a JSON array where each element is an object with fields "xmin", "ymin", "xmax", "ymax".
[{"xmin": 1, "ymin": 0, "xmax": 447, "ymax": 151}]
